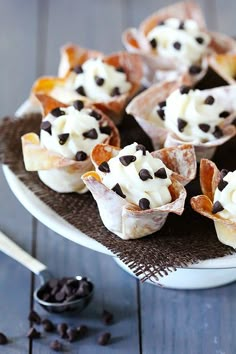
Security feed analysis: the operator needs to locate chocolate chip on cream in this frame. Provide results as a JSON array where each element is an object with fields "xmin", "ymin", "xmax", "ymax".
[
  {"xmin": 51, "ymin": 107, "xmax": 65, "ymax": 118},
  {"xmin": 40, "ymin": 121, "xmax": 52, "ymax": 135},
  {"xmin": 112, "ymin": 183, "xmax": 126, "ymax": 198},
  {"xmin": 213, "ymin": 170, "xmax": 236, "ymax": 220}
]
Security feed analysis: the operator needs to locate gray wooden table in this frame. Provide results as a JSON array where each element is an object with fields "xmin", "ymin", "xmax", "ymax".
[{"xmin": 1, "ymin": 1, "xmax": 236, "ymax": 353}]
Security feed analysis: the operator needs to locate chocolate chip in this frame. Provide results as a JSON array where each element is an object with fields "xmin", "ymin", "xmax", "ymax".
[
  {"xmin": 220, "ymin": 169, "xmax": 228, "ymax": 179},
  {"xmin": 51, "ymin": 107, "xmax": 65, "ymax": 118},
  {"xmin": 73, "ymin": 99, "xmax": 84, "ymax": 110},
  {"xmin": 139, "ymin": 169, "xmax": 153, "ymax": 181},
  {"xmin": 116, "ymin": 66, "xmax": 125, "ymax": 73},
  {"xmin": 189, "ymin": 65, "xmax": 202, "ymax": 75},
  {"xmin": 90, "ymin": 109, "xmax": 102, "ymax": 120},
  {"xmin": 76, "ymin": 85, "xmax": 86, "ymax": 96},
  {"xmin": 77, "ymin": 281, "xmax": 91, "ymax": 297},
  {"xmin": 42, "ymin": 319, "xmax": 55, "ymax": 332},
  {"xmin": 119, "ymin": 155, "xmax": 136, "ymax": 166},
  {"xmin": 158, "ymin": 21, "xmax": 165, "ymax": 26},
  {"xmin": 73, "ymin": 65, "xmax": 83, "ymax": 74},
  {"xmin": 213, "ymin": 126, "xmax": 223, "ymax": 139},
  {"xmin": 219, "ymin": 111, "xmax": 230, "ymax": 118},
  {"xmin": 77, "ymin": 325, "xmax": 88, "ymax": 337},
  {"xmin": 173, "ymin": 41, "xmax": 181, "ymax": 50},
  {"xmin": 157, "ymin": 108, "xmax": 165, "ymax": 121},
  {"xmin": 218, "ymin": 179, "xmax": 228, "ymax": 191},
  {"xmin": 75, "ymin": 151, "xmax": 87, "ymax": 161},
  {"xmin": 40, "ymin": 121, "xmax": 52, "ymax": 135},
  {"xmin": 204, "ymin": 95, "xmax": 215, "ymax": 105},
  {"xmin": 199, "ymin": 123, "xmax": 210, "ymax": 132},
  {"xmin": 57, "ymin": 323, "xmax": 68, "ymax": 339},
  {"xmin": 58, "ymin": 133, "xmax": 69, "ymax": 145},
  {"xmin": 111, "ymin": 86, "xmax": 121, "ymax": 97},
  {"xmin": 154, "ymin": 167, "xmax": 167, "ymax": 179},
  {"xmin": 179, "ymin": 85, "xmax": 191, "ymax": 94},
  {"xmin": 67, "ymin": 328, "xmax": 78, "ymax": 342},
  {"xmin": 102, "ymin": 310, "xmax": 114, "ymax": 325},
  {"xmin": 83, "ymin": 128, "xmax": 98, "ymax": 139},
  {"xmin": 95, "ymin": 76, "xmax": 105, "ymax": 86},
  {"xmin": 150, "ymin": 38, "xmax": 157, "ymax": 49},
  {"xmin": 100, "ymin": 125, "xmax": 111, "ymax": 135},
  {"xmin": 177, "ymin": 118, "xmax": 187, "ymax": 132},
  {"xmin": 98, "ymin": 332, "xmax": 111, "ymax": 346},
  {"xmin": 179, "ymin": 21, "xmax": 185, "ymax": 30},
  {"xmin": 98, "ymin": 161, "xmax": 110, "ymax": 173},
  {"xmin": 112, "ymin": 183, "xmax": 126, "ymax": 198},
  {"xmin": 28, "ymin": 310, "xmax": 41, "ymax": 324},
  {"xmin": 139, "ymin": 198, "xmax": 150, "ymax": 210},
  {"xmin": 212, "ymin": 201, "xmax": 224, "ymax": 214},
  {"xmin": 0, "ymin": 333, "xmax": 8, "ymax": 345},
  {"xmin": 50, "ymin": 340, "xmax": 63, "ymax": 352},
  {"xmin": 158, "ymin": 100, "xmax": 166, "ymax": 108},
  {"xmin": 196, "ymin": 37, "xmax": 204, "ymax": 44},
  {"xmin": 27, "ymin": 327, "xmax": 41, "ymax": 339},
  {"xmin": 136, "ymin": 144, "xmax": 146, "ymax": 155}
]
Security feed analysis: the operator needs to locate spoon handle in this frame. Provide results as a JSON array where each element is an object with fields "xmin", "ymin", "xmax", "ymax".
[{"xmin": 0, "ymin": 230, "xmax": 47, "ymax": 275}]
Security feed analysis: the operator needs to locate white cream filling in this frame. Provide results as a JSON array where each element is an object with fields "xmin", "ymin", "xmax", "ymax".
[
  {"xmin": 40, "ymin": 106, "xmax": 108, "ymax": 159},
  {"xmin": 147, "ymin": 18, "xmax": 210, "ymax": 66},
  {"xmin": 214, "ymin": 171, "xmax": 236, "ymax": 222},
  {"xmin": 98, "ymin": 142, "xmax": 172, "ymax": 209}
]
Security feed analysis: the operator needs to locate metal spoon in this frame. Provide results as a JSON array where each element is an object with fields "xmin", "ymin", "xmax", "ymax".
[{"xmin": 0, "ymin": 230, "xmax": 94, "ymax": 313}]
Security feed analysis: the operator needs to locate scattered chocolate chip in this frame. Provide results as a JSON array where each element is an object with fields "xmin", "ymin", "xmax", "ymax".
[
  {"xmin": 119, "ymin": 155, "xmax": 136, "ymax": 166},
  {"xmin": 154, "ymin": 167, "xmax": 167, "ymax": 179},
  {"xmin": 27, "ymin": 327, "xmax": 41, "ymax": 339},
  {"xmin": 0, "ymin": 333, "xmax": 8, "ymax": 345},
  {"xmin": 102, "ymin": 310, "xmax": 114, "ymax": 325},
  {"xmin": 95, "ymin": 76, "xmax": 105, "ymax": 86},
  {"xmin": 83, "ymin": 128, "xmax": 98, "ymax": 139},
  {"xmin": 98, "ymin": 332, "xmax": 111, "ymax": 346},
  {"xmin": 73, "ymin": 99, "xmax": 84, "ymax": 110},
  {"xmin": 75, "ymin": 151, "xmax": 87, "ymax": 161},
  {"xmin": 77, "ymin": 325, "xmax": 88, "ymax": 337},
  {"xmin": 150, "ymin": 38, "xmax": 157, "ymax": 49},
  {"xmin": 112, "ymin": 183, "xmax": 126, "ymax": 198},
  {"xmin": 212, "ymin": 201, "xmax": 224, "ymax": 214},
  {"xmin": 28, "ymin": 310, "xmax": 41, "ymax": 324},
  {"xmin": 196, "ymin": 36, "xmax": 204, "ymax": 44},
  {"xmin": 98, "ymin": 161, "xmax": 110, "ymax": 173},
  {"xmin": 50, "ymin": 339, "xmax": 63, "ymax": 352},
  {"xmin": 213, "ymin": 126, "xmax": 223, "ymax": 139},
  {"xmin": 58, "ymin": 133, "xmax": 69, "ymax": 145},
  {"xmin": 219, "ymin": 111, "xmax": 230, "ymax": 118},
  {"xmin": 76, "ymin": 85, "xmax": 86, "ymax": 96},
  {"xmin": 173, "ymin": 41, "xmax": 181, "ymax": 50},
  {"xmin": 158, "ymin": 100, "xmax": 166, "ymax": 108},
  {"xmin": 199, "ymin": 123, "xmax": 210, "ymax": 133},
  {"xmin": 179, "ymin": 85, "xmax": 191, "ymax": 95},
  {"xmin": 204, "ymin": 95, "xmax": 215, "ymax": 105},
  {"xmin": 89, "ymin": 109, "xmax": 102, "ymax": 120},
  {"xmin": 189, "ymin": 65, "xmax": 202, "ymax": 75},
  {"xmin": 157, "ymin": 108, "xmax": 165, "ymax": 121},
  {"xmin": 139, "ymin": 169, "xmax": 153, "ymax": 181},
  {"xmin": 116, "ymin": 66, "xmax": 125, "ymax": 73},
  {"xmin": 100, "ymin": 125, "xmax": 112, "ymax": 135},
  {"xmin": 136, "ymin": 144, "xmax": 146, "ymax": 155},
  {"xmin": 67, "ymin": 328, "xmax": 78, "ymax": 342},
  {"xmin": 73, "ymin": 65, "xmax": 83, "ymax": 74},
  {"xmin": 77, "ymin": 280, "xmax": 91, "ymax": 297},
  {"xmin": 218, "ymin": 179, "xmax": 228, "ymax": 191},
  {"xmin": 158, "ymin": 21, "xmax": 165, "ymax": 26},
  {"xmin": 111, "ymin": 86, "xmax": 121, "ymax": 97},
  {"xmin": 40, "ymin": 121, "xmax": 52, "ymax": 135},
  {"xmin": 178, "ymin": 21, "xmax": 185, "ymax": 30},
  {"xmin": 42, "ymin": 319, "xmax": 55, "ymax": 332},
  {"xmin": 51, "ymin": 107, "xmax": 65, "ymax": 118},
  {"xmin": 139, "ymin": 198, "xmax": 150, "ymax": 210},
  {"xmin": 220, "ymin": 169, "xmax": 228, "ymax": 179},
  {"xmin": 57, "ymin": 323, "xmax": 68, "ymax": 339},
  {"xmin": 177, "ymin": 118, "xmax": 187, "ymax": 132}
]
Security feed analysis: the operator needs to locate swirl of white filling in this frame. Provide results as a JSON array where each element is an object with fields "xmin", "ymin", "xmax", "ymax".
[
  {"xmin": 147, "ymin": 18, "xmax": 210, "ymax": 66},
  {"xmin": 40, "ymin": 106, "xmax": 109, "ymax": 159},
  {"xmin": 155, "ymin": 88, "xmax": 228, "ymax": 143},
  {"xmin": 214, "ymin": 171, "xmax": 236, "ymax": 222},
  {"xmin": 99, "ymin": 142, "xmax": 172, "ymax": 209}
]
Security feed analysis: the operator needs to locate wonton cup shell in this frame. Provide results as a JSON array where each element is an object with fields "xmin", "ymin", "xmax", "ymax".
[
  {"xmin": 81, "ymin": 143, "xmax": 196, "ymax": 240},
  {"xmin": 122, "ymin": 1, "xmax": 236, "ymax": 86},
  {"xmin": 208, "ymin": 53, "xmax": 236, "ymax": 85},
  {"xmin": 191, "ymin": 159, "xmax": 236, "ymax": 248},
  {"xmin": 21, "ymin": 95, "xmax": 120, "ymax": 194},
  {"xmin": 32, "ymin": 45, "xmax": 143, "ymax": 125}
]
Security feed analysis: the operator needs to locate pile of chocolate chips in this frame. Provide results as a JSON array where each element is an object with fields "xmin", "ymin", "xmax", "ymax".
[
  {"xmin": 37, "ymin": 277, "xmax": 93, "ymax": 303},
  {"xmin": 27, "ymin": 309, "xmax": 113, "ymax": 351}
]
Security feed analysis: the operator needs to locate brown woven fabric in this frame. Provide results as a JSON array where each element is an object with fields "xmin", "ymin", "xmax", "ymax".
[{"xmin": 0, "ymin": 109, "xmax": 236, "ymax": 281}]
